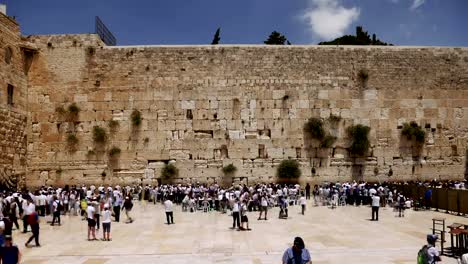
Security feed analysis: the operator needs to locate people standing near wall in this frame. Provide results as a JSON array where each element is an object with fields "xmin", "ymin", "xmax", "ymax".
[
  {"xmin": 101, "ymin": 204, "xmax": 112, "ymax": 241},
  {"xmin": 231, "ymin": 198, "xmax": 240, "ymax": 230},
  {"xmin": 113, "ymin": 193, "xmax": 122, "ymax": 222},
  {"xmin": 86, "ymin": 201, "xmax": 97, "ymax": 241},
  {"xmin": 258, "ymin": 194, "xmax": 268, "ymax": 220},
  {"xmin": 240, "ymin": 200, "xmax": 250, "ymax": 231},
  {"xmin": 371, "ymin": 193, "xmax": 380, "ymax": 221},
  {"xmin": 164, "ymin": 197, "xmax": 174, "ymax": 225}
]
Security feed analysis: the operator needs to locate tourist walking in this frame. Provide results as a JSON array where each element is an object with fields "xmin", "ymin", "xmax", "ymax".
[
  {"xmin": 101, "ymin": 204, "xmax": 112, "ymax": 241},
  {"xmin": 50, "ymin": 196, "xmax": 61, "ymax": 226},
  {"xmin": 25, "ymin": 210, "xmax": 40, "ymax": 247},
  {"xmin": 122, "ymin": 196, "xmax": 133, "ymax": 223},
  {"xmin": 164, "ymin": 197, "xmax": 174, "ymax": 225},
  {"xmin": 282, "ymin": 237, "xmax": 312, "ymax": 264},
  {"xmin": 1, "ymin": 235, "xmax": 21, "ymax": 263},
  {"xmin": 371, "ymin": 193, "xmax": 380, "ymax": 221},
  {"xmin": 299, "ymin": 192, "xmax": 306, "ymax": 215}
]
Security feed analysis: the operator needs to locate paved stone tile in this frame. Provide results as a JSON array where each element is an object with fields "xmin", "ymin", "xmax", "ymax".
[{"xmin": 15, "ymin": 201, "xmax": 459, "ymax": 263}]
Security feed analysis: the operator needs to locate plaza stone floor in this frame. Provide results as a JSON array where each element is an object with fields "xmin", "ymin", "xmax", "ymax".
[{"xmin": 15, "ymin": 201, "xmax": 461, "ymax": 264}]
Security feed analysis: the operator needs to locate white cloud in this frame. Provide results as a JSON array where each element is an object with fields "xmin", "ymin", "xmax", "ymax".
[
  {"xmin": 302, "ymin": 0, "xmax": 360, "ymax": 41},
  {"xmin": 410, "ymin": 0, "xmax": 425, "ymax": 10}
]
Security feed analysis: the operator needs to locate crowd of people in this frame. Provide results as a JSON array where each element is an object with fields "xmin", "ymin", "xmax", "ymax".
[{"xmin": 0, "ymin": 179, "xmax": 451, "ymax": 263}]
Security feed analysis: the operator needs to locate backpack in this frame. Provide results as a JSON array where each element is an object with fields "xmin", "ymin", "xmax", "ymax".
[
  {"xmin": 56, "ymin": 201, "xmax": 63, "ymax": 211},
  {"xmin": 417, "ymin": 245, "xmax": 430, "ymax": 264}
]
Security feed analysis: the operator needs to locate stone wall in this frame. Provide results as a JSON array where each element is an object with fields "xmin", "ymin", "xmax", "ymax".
[
  {"xmin": 23, "ymin": 34, "xmax": 468, "ymax": 187},
  {"xmin": 0, "ymin": 13, "xmax": 28, "ymax": 188}
]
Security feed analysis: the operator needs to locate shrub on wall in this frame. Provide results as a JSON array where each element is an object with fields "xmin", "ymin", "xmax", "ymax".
[
  {"xmin": 67, "ymin": 103, "xmax": 80, "ymax": 115},
  {"xmin": 161, "ymin": 164, "xmax": 179, "ymax": 178},
  {"xmin": 108, "ymin": 146, "xmax": 121, "ymax": 157},
  {"xmin": 357, "ymin": 69, "xmax": 369, "ymax": 86},
  {"xmin": 108, "ymin": 120, "xmax": 119, "ymax": 131},
  {"xmin": 92, "ymin": 126, "xmax": 107, "ymax": 143},
  {"xmin": 347, "ymin": 124, "xmax": 371, "ymax": 156},
  {"xmin": 304, "ymin": 117, "xmax": 337, "ymax": 149},
  {"xmin": 222, "ymin": 164, "xmax": 237, "ymax": 175},
  {"xmin": 320, "ymin": 135, "xmax": 337, "ymax": 148},
  {"xmin": 277, "ymin": 160, "xmax": 301, "ymax": 179},
  {"xmin": 401, "ymin": 121, "xmax": 426, "ymax": 144},
  {"xmin": 131, "ymin": 110, "xmax": 142, "ymax": 127},
  {"xmin": 304, "ymin": 118, "xmax": 325, "ymax": 140},
  {"xmin": 66, "ymin": 134, "xmax": 79, "ymax": 146}
]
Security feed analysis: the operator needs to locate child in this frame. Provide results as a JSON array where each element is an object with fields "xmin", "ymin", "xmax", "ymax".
[{"xmin": 101, "ymin": 204, "xmax": 112, "ymax": 241}]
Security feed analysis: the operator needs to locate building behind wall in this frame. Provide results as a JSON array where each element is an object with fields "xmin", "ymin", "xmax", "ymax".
[{"xmin": 1, "ymin": 11, "xmax": 468, "ymax": 188}]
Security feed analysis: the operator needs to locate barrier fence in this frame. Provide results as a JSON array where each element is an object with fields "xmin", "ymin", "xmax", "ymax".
[{"xmin": 393, "ymin": 185, "xmax": 468, "ymax": 215}]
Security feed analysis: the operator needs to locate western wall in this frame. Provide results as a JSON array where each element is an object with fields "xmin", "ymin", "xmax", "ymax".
[{"xmin": 1, "ymin": 12, "xmax": 468, "ymax": 188}]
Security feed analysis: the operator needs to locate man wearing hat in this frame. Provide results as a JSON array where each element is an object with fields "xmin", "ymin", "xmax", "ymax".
[
  {"xmin": 0, "ymin": 235, "xmax": 21, "ymax": 263},
  {"xmin": 418, "ymin": 234, "xmax": 441, "ymax": 263},
  {"xmin": 282, "ymin": 237, "xmax": 312, "ymax": 264}
]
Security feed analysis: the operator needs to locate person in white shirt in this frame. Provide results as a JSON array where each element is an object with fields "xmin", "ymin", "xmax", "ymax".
[
  {"xmin": 371, "ymin": 194, "xmax": 380, "ymax": 221},
  {"xmin": 258, "ymin": 194, "xmax": 268, "ymax": 220},
  {"xmin": 101, "ymin": 204, "xmax": 112, "ymax": 241},
  {"xmin": 86, "ymin": 203, "xmax": 96, "ymax": 241},
  {"xmin": 231, "ymin": 198, "xmax": 240, "ymax": 229},
  {"xmin": 299, "ymin": 192, "xmax": 307, "ymax": 215},
  {"xmin": 164, "ymin": 197, "xmax": 174, "ymax": 225}
]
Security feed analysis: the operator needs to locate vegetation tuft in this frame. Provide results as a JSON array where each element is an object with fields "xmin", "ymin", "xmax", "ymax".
[
  {"xmin": 401, "ymin": 121, "xmax": 426, "ymax": 144},
  {"xmin": 92, "ymin": 126, "xmax": 107, "ymax": 143},
  {"xmin": 162, "ymin": 164, "xmax": 179, "ymax": 178},
  {"xmin": 347, "ymin": 124, "xmax": 371, "ymax": 156},
  {"xmin": 131, "ymin": 110, "xmax": 142, "ymax": 127},
  {"xmin": 277, "ymin": 160, "xmax": 301, "ymax": 179},
  {"xmin": 108, "ymin": 146, "xmax": 121, "ymax": 157},
  {"xmin": 222, "ymin": 164, "xmax": 237, "ymax": 175}
]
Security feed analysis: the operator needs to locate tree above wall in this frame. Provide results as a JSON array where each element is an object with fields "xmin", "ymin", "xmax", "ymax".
[{"xmin": 319, "ymin": 26, "xmax": 391, "ymax": 46}]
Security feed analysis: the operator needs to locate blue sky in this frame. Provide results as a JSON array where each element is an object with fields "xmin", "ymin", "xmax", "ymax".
[{"xmin": 3, "ymin": 0, "xmax": 467, "ymax": 46}]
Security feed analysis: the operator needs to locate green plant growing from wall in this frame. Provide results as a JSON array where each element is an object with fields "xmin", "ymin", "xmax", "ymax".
[
  {"xmin": 347, "ymin": 124, "xmax": 371, "ymax": 156},
  {"xmin": 222, "ymin": 164, "xmax": 237, "ymax": 175},
  {"xmin": 277, "ymin": 160, "xmax": 301, "ymax": 179},
  {"xmin": 143, "ymin": 137, "xmax": 149, "ymax": 144},
  {"xmin": 108, "ymin": 120, "xmax": 119, "ymax": 132},
  {"xmin": 304, "ymin": 118, "xmax": 325, "ymax": 140},
  {"xmin": 320, "ymin": 135, "xmax": 337, "ymax": 148},
  {"xmin": 328, "ymin": 114, "xmax": 342, "ymax": 124},
  {"xmin": 304, "ymin": 117, "xmax": 337, "ymax": 149},
  {"xmin": 68, "ymin": 103, "xmax": 80, "ymax": 114},
  {"xmin": 401, "ymin": 121, "xmax": 426, "ymax": 145},
  {"xmin": 108, "ymin": 146, "xmax": 121, "ymax": 157},
  {"xmin": 92, "ymin": 126, "xmax": 107, "ymax": 143},
  {"xmin": 56, "ymin": 168, "xmax": 62, "ymax": 175},
  {"xmin": 161, "ymin": 163, "xmax": 179, "ymax": 178},
  {"xmin": 357, "ymin": 69, "xmax": 369, "ymax": 87},
  {"xmin": 66, "ymin": 134, "xmax": 79, "ymax": 149},
  {"xmin": 131, "ymin": 110, "xmax": 142, "ymax": 127}
]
